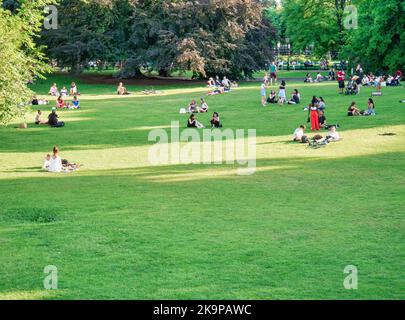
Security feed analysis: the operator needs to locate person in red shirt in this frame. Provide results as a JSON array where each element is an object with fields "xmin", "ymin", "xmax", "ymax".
[{"xmin": 337, "ymin": 70, "xmax": 346, "ymax": 94}]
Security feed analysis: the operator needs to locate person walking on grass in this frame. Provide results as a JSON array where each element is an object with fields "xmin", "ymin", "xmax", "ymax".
[{"xmin": 269, "ymin": 61, "xmax": 277, "ymax": 86}]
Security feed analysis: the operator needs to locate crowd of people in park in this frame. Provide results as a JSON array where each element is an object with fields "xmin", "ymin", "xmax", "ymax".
[
  {"xmin": 259, "ymin": 63, "xmax": 403, "ymax": 146},
  {"xmin": 29, "ymin": 62, "xmax": 402, "ymax": 171}
]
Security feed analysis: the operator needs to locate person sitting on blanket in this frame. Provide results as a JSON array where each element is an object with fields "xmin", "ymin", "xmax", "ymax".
[
  {"xmin": 210, "ymin": 112, "xmax": 222, "ymax": 128},
  {"xmin": 293, "ymin": 125, "xmax": 307, "ymax": 142},
  {"xmin": 48, "ymin": 146, "xmax": 63, "ymax": 173},
  {"xmin": 187, "ymin": 114, "xmax": 204, "ymax": 128},
  {"xmin": 199, "ymin": 98, "xmax": 209, "ymax": 113},
  {"xmin": 188, "ymin": 100, "xmax": 198, "ymax": 113}
]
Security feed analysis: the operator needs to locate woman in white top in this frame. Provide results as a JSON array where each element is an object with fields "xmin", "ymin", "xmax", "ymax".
[
  {"xmin": 199, "ymin": 98, "xmax": 209, "ymax": 113},
  {"xmin": 48, "ymin": 146, "xmax": 63, "ymax": 173}
]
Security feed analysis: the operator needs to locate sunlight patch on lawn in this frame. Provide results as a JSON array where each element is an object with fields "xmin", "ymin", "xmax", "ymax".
[
  {"xmin": 0, "ymin": 289, "xmax": 59, "ymax": 300},
  {"xmin": 0, "ymin": 125, "xmax": 404, "ymax": 181}
]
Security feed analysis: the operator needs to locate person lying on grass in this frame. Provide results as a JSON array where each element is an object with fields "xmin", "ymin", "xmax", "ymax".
[
  {"xmin": 187, "ymin": 114, "xmax": 204, "ymax": 128},
  {"xmin": 210, "ymin": 112, "xmax": 222, "ymax": 128},
  {"xmin": 293, "ymin": 125, "xmax": 307, "ymax": 143},
  {"xmin": 314, "ymin": 126, "xmax": 340, "ymax": 144},
  {"xmin": 35, "ymin": 110, "xmax": 48, "ymax": 125},
  {"xmin": 48, "ymin": 108, "xmax": 65, "ymax": 128},
  {"xmin": 32, "ymin": 96, "xmax": 49, "ymax": 106}
]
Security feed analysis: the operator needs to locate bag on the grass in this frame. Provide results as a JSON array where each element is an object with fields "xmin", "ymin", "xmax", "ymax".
[
  {"xmin": 179, "ymin": 108, "xmax": 186, "ymax": 114},
  {"xmin": 313, "ymin": 134, "xmax": 323, "ymax": 140},
  {"xmin": 301, "ymin": 135, "xmax": 309, "ymax": 143}
]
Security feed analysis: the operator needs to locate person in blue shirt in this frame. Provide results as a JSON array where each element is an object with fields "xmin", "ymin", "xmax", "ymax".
[{"xmin": 70, "ymin": 96, "xmax": 80, "ymax": 109}]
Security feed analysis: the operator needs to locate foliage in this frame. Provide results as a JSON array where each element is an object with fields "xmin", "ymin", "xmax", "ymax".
[
  {"xmin": 341, "ymin": 0, "xmax": 405, "ymax": 73},
  {"xmin": 40, "ymin": 0, "xmax": 133, "ymax": 74},
  {"xmin": 282, "ymin": 0, "xmax": 351, "ymax": 57},
  {"xmin": 0, "ymin": 0, "xmax": 54, "ymax": 125}
]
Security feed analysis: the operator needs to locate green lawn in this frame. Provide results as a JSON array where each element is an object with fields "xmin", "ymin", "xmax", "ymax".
[{"xmin": 0, "ymin": 74, "xmax": 405, "ymax": 300}]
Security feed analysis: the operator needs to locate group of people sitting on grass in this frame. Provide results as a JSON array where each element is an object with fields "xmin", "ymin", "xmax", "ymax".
[
  {"xmin": 55, "ymin": 95, "xmax": 81, "ymax": 109},
  {"xmin": 361, "ymin": 70, "xmax": 402, "ymax": 87},
  {"xmin": 304, "ymin": 72, "xmax": 325, "ymax": 83},
  {"xmin": 49, "ymin": 82, "xmax": 80, "ymax": 97},
  {"xmin": 293, "ymin": 124, "xmax": 340, "ymax": 145},
  {"xmin": 207, "ymin": 76, "xmax": 237, "ymax": 95},
  {"xmin": 35, "ymin": 108, "xmax": 65, "ymax": 127},
  {"xmin": 187, "ymin": 112, "xmax": 222, "ymax": 129},
  {"xmin": 185, "ymin": 98, "xmax": 209, "ymax": 114},
  {"xmin": 347, "ymin": 99, "xmax": 376, "ymax": 116},
  {"xmin": 261, "ymin": 81, "xmax": 301, "ymax": 106},
  {"xmin": 42, "ymin": 146, "xmax": 80, "ymax": 173}
]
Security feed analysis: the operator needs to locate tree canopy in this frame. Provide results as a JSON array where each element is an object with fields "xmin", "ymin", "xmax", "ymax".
[{"xmin": 0, "ymin": 0, "xmax": 54, "ymax": 125}]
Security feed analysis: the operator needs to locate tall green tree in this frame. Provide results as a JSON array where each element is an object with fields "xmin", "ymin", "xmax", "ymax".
[
  {"xmin": 282, "ymin": 0, "xmax": 351, "ymax": 56},
  {"xmin": 123, "ymin": 0, "xmax": 275, "ymax": 79},
  {"xmin": 341, "ymin": 0, "xmax": 405, "ymax": 72},
  {"xmin": 41, "ymin": 0, "xmax": 133, "ymax": 74},
  {"xmin": 0, "ymin": 0, "xmax": 54, "ymax": 125}
]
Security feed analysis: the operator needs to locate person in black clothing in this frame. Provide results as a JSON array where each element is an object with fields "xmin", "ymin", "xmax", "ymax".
[
  {"xmin": 318, "ymin": 110, "xmax": 327, "ymax": 128},
  {"xmin": 48, "ymin": 109, "xmax": 65, "ymax": 127},
  {"xmin": 210, "ymin": 112, "xmax": 222, "ymax": 128},
  {"xmin": 32, "ymin": 96, "xmax": 39, "ymax": 106}
]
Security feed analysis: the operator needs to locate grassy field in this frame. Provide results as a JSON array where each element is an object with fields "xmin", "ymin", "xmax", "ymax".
[{"xmin": 0, "ymin": 74, "xmax": 404, "ymax": 300}]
